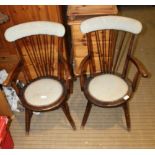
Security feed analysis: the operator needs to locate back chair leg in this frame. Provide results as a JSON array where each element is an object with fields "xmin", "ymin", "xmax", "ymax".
[
  {"xmin": 123, "ymin": 102, "xmax": 131, "ymax": 131},
  {"xmin": 25, "ymin": 109, "xmax": 33, "ymax": 134},
  {"xmin": 62, "ymin": 102, "xmax": 76, "ymax": 130},
  {"xmin": 69, "ymin": 79, "xmax": 74, "ymax": 94},
  {"xmin": 81, "ymin": 101, "xmax": 92, "ymax": 129}
]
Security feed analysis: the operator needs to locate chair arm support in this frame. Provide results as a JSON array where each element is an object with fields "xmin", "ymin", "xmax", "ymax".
[
  {"xmin": 59, "ymin": 56, "xmax": 71, "ymax": 80},
  {"xmin": 3, "ymin": 60, "xmax": 23, "ymax": 87},
  {"xmin": 59, "ymin": 55, "xmax": 72, "ymax": 92},
  {"xmin": 129, "ymin": 56, "xmax": 148, "ymax": 78},
  {"xmin": 79, "ymin": 55, "xmax": 90, "ymax": 75},
  {"xmin": 79, "ymin": 55, "xmax": 90, "ymax": 90},
  {"xmin": 129, "ymin": 56, "xmax": 148, "ymax": 91}
]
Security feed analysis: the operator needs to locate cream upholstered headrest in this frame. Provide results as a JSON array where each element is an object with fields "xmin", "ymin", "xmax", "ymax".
[
  {"xmin": 5, "ymin": 21, "xmax": 65, "ymax": 42},
  {"xmin": 80, "ymin": 16, "xmax": 142, "ymax": 34}
]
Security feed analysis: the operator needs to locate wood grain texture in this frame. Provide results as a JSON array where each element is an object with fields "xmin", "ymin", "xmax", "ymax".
[
  {"xmin": 68, "ymin": 5, "xmax": 118, "ymax": 23},
  {"xmin": 0, "ymin": 6, "xmax": 64, "ymax": 75},
  {"xmin": 67, "ymin": 5, "xmax": 118, "ymax": 76},
  {"xmin": 0, "ymin": 90, "xmax": 14, "ymax": 119}
]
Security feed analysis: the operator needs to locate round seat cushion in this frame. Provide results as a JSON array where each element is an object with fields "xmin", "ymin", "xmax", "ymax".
[
  {"xmin": 24, "ymin": 78, "xmax": 64, "ymax": 107},
  {"xmin": 88, "ymin": 74, "xmax": 129, "ymax": 102}
]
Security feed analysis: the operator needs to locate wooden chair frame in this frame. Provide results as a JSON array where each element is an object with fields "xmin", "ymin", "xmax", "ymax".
[
  {"xmin": 3, "ymin": 21, "xmax": 76, "ymax": 134},
  {"xmin": 79, "ymin": 16, "xmax": 148, "ymax": 130}
]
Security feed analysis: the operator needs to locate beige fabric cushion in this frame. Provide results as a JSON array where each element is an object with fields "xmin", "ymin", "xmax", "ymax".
[
  {"xmin": 88, "ymin": 74, "xmax": 129, "ymax": 102},
  {"xmin": 24, "ymin": 78, "xmax": 63, "ymax": 106},
  {"xmin": 80, "ymin": 16, "xmax": 142, "ymax": 34},
  {"xmin": 5, "ymin": 21, "xmax": 65, "ymax": 42}
]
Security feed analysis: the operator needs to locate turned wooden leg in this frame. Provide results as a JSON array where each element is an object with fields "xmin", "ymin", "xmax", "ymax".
[
  {"xmin": 81, "ymin": 102, "xmax": 92, "ymax": 129},
  {"xmin": 62, "ymin": 102, "xmax": 76, "ymax": 130},
  {"xmin": 25, "ymin": 108, "xmax": 33, "ymax": 134},
  {"xmin": 69, "ymin": 79, "xmax": 74, "ymax": 94},
  {"xmin": 123, "ymin": 102, "xmax": 131, "ymax": 131}
]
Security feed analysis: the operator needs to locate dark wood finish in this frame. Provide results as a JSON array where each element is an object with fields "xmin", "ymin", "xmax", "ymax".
[
  {"xmin": 61, "ymin": 102, "xmax": 76, "ymax": 130},
  {"xmin": 80, "ymin": 25, "xmax": 148, "ymax": 130},
  {"xmin": 25, "ymin": 108, "xmax": 33, "ymax": 134},
  {"xmin": 81, "ymin": 101, "xmax": 92, "ymax": 129},
  {"xmin": 129, "ymin": 56, "xmax": 148, "ymax": 91},
  {"xmin": 129, "ymin": 56, "xmax": 148, "ymax": 77},
  {"xmin": 4, "ymin": 24, "xmax": 76, "ymax": 133},
  {"xmin": 123, "ymin": 102, "xmax": 130, "ymax": 131}
]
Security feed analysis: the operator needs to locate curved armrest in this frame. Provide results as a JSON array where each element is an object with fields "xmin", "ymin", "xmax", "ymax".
[
  {"xmin": 79, "ymin": 55, "xmax": 90, "ymax": 90},
  {"xmin": 3, "ymin": 60, "xmax": 24, "ymax": 86},
  {"xmin": 59, "ymin": 55, "xmax": 72, "ymax": 92},
  {"xmin": 79, "ymin": 55, "xmax": 90, "ymax": 75},
  {"xmin": 129, "ymin": 56, "xmax": 148, "ymax": 78}
]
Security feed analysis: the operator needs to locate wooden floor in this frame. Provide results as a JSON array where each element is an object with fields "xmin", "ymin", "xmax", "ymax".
[{"xmin": 9, "ymin": 6, "xmax": 155, "ymax": 148}]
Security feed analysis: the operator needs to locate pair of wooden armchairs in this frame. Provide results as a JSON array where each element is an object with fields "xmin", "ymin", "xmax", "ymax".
[{"xmin": 3, "ymin": 16, "xmax": 148, "ymax": 134}]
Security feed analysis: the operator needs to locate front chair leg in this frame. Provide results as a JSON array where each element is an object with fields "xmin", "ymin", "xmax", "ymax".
[
  {"xmin": 81, "ymin": 101, "xmax": 92, "ymax": 129},
  {"xmin": 25, "ymin": 108, "xmax": 33, "ymax": 134},
  {"xmin": 62, "ymin": 102, "xmax": 76, "ymax": 130},
  {"xmin": 123, "ymin": 102, "xmax": 131, "ymax": 131}
]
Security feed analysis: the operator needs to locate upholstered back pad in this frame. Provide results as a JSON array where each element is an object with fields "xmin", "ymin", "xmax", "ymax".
[
  {"xmin": 4, "ymin": 21, "xmax": 65, "ymax": 42},
  {"xmin": 80, "ymin": 16, "xmax": 142, "ymax": 34}
]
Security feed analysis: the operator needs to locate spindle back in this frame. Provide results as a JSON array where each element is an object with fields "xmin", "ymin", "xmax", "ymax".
[
  {"xmin": 5, "ymin": 21, "xmax": 67, "ymax": 82},
  {"xmin": 80, "ymin": 16, "xmax": 142, "ymax": 77}
]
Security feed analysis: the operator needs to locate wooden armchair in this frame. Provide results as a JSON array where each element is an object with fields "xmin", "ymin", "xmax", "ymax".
[
  {"xmin": 79, "ymin": 16, "xmax": 148, "ymax": 130},
  {"xmin": 4, "ymin": 21, "xmax": 76, "ymax": 134}
]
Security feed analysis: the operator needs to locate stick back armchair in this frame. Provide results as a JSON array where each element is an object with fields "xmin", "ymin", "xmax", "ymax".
[
  {"xmin": 79, "ymin": 16, "xmax": 148, "ymax": 130},
  {"xmin": 4, "ymin": 21, "xmax": 76, "ymax": 133}
]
